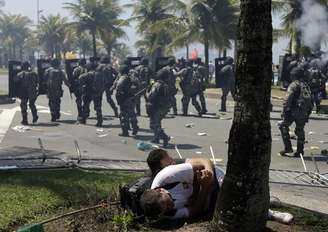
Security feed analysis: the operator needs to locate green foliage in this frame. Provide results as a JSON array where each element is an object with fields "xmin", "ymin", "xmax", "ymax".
[
  {"xmin": 0, "ymin": 170, "xmax": 141, "ymax": 231},
  {"xmin": 112, "ymin": 211, "xmax": 134, "ymax": 232}
]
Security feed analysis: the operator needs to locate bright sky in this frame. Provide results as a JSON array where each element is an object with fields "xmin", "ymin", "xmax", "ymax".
[{"xmin": 3, "ymin": 0, "xmax": 288, "ymax": 63}]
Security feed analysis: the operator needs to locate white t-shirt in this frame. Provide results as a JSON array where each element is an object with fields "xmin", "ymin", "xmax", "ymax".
[
  {"xmin": 151, "ymin": 163, "xmax": 226, "ymax": 219},
  {"xmin": 151, "ymin": 163, "xmax": 194, "ymax": 219}
]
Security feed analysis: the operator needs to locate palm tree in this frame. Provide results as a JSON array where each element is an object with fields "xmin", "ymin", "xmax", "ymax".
[
  {"xmin": 128, "ymin": 0, "xmax": 172, "ymax": 59},
  {"xmin": 38, "ymin": 15, "xmax": 68, "ymax": 58},
  {"xmin": 212, "ymin": 0, "xmax": 272, "ymax": 231},
  {"xmin": 0, "ymin": 13, "xmax": 32, "ymax": 60},
  {"xmin": 272, "ymin": 0, "xmax": 328, "ymax": 55},
  {"xmin": 189, "ymin": 0, "xmax": 238, "ymax": 67},
  {"xmin": 75, "ymin": 32, "xmax": 93, "ymax": 58},
  {"xmin": 65, "ymin": 0, "xmax": 127, "ymax": 59}
]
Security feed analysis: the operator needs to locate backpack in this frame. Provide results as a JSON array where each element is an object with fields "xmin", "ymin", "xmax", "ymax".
[{"xmin": 296, "ymin": 81, "xmax": 313, "ymax": 116}]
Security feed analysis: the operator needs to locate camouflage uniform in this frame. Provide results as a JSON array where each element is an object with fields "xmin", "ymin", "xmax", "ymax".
[
  {"xmin": 134, "ymin": 62, "xmax": 152, "ymax": 116},
  {"xmin": 162, "ymin": 64, "xmax": 178, "ymax": 115},
  {"xmin": 308, "ymin": 66, "xmax": 325, "ymax": 113},
  {"xmin": 72, "ymin": 64, "xmax": 87, "ymax": 121},
  {"xmin": 115, "ymin": 66, "xmax": 139, "ymax": 136},
  {"xmin": 45, "ymin": 62, "xmax": 70, "ymax": 122},
  {"xmin": 219, "ymin": 59, "xmax": 235, "ymax": 112},
  {"xmin": 195, "ymin": 64, "xmax": 208, "ymax": 114},
  {"xmin": 97, "ymin": 61, "xmax": 119, "ymax": 117},
  {"xmin": 79, "ymin": 65, "xmax": 105, "ymax": 127},
  {"xmin": 279, "ymin": 67, "xmax": 313, "ymax": 157},
  {"xmin": 177, "ymin": 66, "xmax": 202, "ymax": 116},
  {"xmin": 14, "ymin": 63, "xmax": 39, "ymax": 125},
  {"xmin": 146, "ymin": 70, "xmax": 170, "ymax": 147}
]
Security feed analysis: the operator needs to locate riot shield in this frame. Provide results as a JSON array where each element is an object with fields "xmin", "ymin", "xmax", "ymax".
[
  {"xmin": 215, "ymin": 57, "xmax": 226, "ymax": 88},
  {"xmin": 37, "ymin": 59, "xmax": 51, "ymax": 95},
  {"xmin": 8, "ymin": 60, "xmax": 22, "ymax": 98},
  {"xmin": 155, "ymin": 57, "xmax": 173, "ymax": 72},
  {"xmin": 65, "ymin": 59, "xmax": 80, "ymax": 91}
]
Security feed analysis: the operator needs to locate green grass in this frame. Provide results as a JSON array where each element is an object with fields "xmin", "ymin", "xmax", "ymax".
[
  {"xmin": 0, "ymin": 169, "xmax": 141, "ymax": 231},
  {"xmin": 0, "ymin": 68, "xmax": 8, "ymax": 75},
  {"xmin": 276, "ymin": 206, "xmax": 328, "ymax": 232}
]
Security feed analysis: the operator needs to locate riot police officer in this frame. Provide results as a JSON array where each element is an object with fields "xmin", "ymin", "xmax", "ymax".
[
  {"xmin": 219, "ymin": 57, "xmax": 235, "ymax": 112},
  {"xmin": 79, "ymin": 62, "xmax": 105, "ymax": 127},
  {"xmin": 177, "ymin": 60, "xmax": 202, "ymax": 116},
  {"xmin": 114, "ymin": 65, "xmax": 139, "ymax": 137},
  {"xmin": 135, "ymin": 58, "xmax": 152, "ymax": 116},
  {"xmin": 308, "ymin": 59, "xmax": 324, "ymax": 114},
  {"xmin": 14, "ymin": 61, "xmax": 39, "ymax": 125},
  {"xmin": 45, "ymin": 59, "xmax": 70, "ymax": 122},
  {"xmin": 195, "ymin": 61, "xmax": 208, "ymax": 114},
  {"xmin": 161, "ymin": 58, "xmax": 178, "ymax": 115},
  {"xmin": 279, "ymin": 67, "xmax": 313, "ymax": 157},
  {"xmin": 146, "ymin": 69, "xmax": 171, "ymax": 147},
  {"xmin": 72, "ymin": 59, "xmax": 87, "ymax": 123},
  {"xmin": 97, "ymin": 57, "xmax": 119, "ymax": 117}
]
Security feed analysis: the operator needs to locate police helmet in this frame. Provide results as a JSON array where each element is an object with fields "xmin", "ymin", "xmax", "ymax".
[
  {"xmin": 21, "ymin": 61, "xmax": 31, "ymax": 71},
  {"xmin": 51, "ymin": 58, "xmax": 60, "ymax": 67},
  {"xmin": 156, "ymin": 69, "xmax": 169, "ymax": 80},
  {"xmin": 167, "ymin": 57, "xmax": 176, "ymax": 66},
  {"xmin": 290, "ymin": 67, "xmax": 304, "ymax": 81},
  {"xmin": 224, "ymin": 56, "xmax": 234, "ymax": 65},
  {"xmin": 79, "ymin": 59, "xmax": 86, "ymax": 66},
  {"xmin": 141, "ymin": 58, "xmax": 149, "ymax": 66},
  {"xmin": 101, "ymin": 56, "xmax": 110, "ymax": 64}
]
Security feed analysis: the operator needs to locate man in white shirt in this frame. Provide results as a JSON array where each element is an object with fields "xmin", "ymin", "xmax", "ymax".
[{"xmin": 141, "ymin": 149, "xmax": 293, "ymax": 224}]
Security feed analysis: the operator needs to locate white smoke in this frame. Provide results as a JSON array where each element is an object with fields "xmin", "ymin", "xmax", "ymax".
[{"xmin": 296, "ymin": 0, "xmax": 328, "ymax": 51}]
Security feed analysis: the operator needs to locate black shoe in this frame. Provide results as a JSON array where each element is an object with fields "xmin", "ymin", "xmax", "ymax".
[
  {"xmin": 201, "ymin": 109, "xmax": 208, "ymax": 114},
  {"xmin": 119, "ymin": 132, "xmax": 129, "ymax": 137},
  {"xmin": 163, "ymin": 136, "xmax": 171, "ymax": 148},
  {"xmin": 174, "ymin": 111, "xmax": 178, "ymax": 116},
  {"xmin": 114, "ymin": 111, "xmax": 119, "ymax": 118},
  {"xmin": 21, "ymin": 120, "xmax": 28, "ymax": 125},
  {"xmin": 80, "ymin": 118, "xmax": 86, "ymax": 124},
  {"xmin": 279, "ymin": 149, "xmax": 293, "ymax": 156},
  {"xmin": 293, "ymin": 152, "xmax": 302, "ymax": 157},
  {"xmin": 219, "ymin": 109, "xmax": 226, "ymax": 112},
  {"xmin": 51, "ymin": 116, "xmax": 56, "ymax": 122},
  {"xmin": 198, "ymin": 112, "xmax": 203, "ymax": 117},
  {"xmin": 32, "ymin": 116, "xmax": 39, "ymax": 124},
  {"xmin": 96, "ymin": 122, "xmax": 103, "ymax": 127},
  {"xmin": 132, "ymin": 126, "xmax": 139, "ymax": 136}
]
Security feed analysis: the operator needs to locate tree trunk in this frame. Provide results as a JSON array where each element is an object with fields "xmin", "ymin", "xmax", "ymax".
[
  {"xmin": 295, "ymin": 30, "xmax": 302, "ymax": 58},
  {"xmin": 204, "ymin": 37, "xmax": 209, "ymax": 67},
  {"xmin": 19, "ymin": 46, "xmax": 23, "ymax": 61},
  {"xmin": 92, "ymin": 31, "xmax": 97, "ymax": 58},
  {"xmin": 223, "ymin": 49, "xmax": 227, "ymax": 58},
  {"xmin": 211, "ymin": 0, "xmax": 272, "ymax": 232},
  {"xmin": 106, "ymin": 45, "xmax": 112, "ymax": 63},
  {"xmin": 186, "ymin": 44, "xmax": 189, "ymax": 59},
  {"xmin": 289, "ymin": 38, "xmax": 293, "ymax": 54},
  {"xmin": 13, "ymin": 44, "xmax": 16, "ymax": 60}
]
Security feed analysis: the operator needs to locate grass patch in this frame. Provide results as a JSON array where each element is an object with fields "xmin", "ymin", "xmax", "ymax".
[
  {"xmin": 0, "ymin": 169, "xmax": 142, "ymax": 232},
  {"xmin": 0, "ymin": 68, "xmax": 8, "ymax": 75}
]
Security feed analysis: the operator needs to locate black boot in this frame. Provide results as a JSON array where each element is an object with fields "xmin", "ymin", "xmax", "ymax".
[
  {"xmin": 114, "ymin": 109, "xmax": 119, "ymax": 118},
  {"xmin": 163, "ymin": 135, "xmax": 171, "ymax": 148},
  {"xmin": 119, "ymin": 128, "xmax": 129, "ymax": 137},
  {"xmin": 294, "ymin": 142, "xmax": 304, "ymax": 157},
  {"xmin": 32, "ymin": 115, "xmax": 39, "ymax": 124},
  {"xmin": 21, "ymin": 115, "xmax": 28, "ymax": 125},
  {"xmin": 51, "ymin": 114, "xmax": 56, "ymax": 122}
]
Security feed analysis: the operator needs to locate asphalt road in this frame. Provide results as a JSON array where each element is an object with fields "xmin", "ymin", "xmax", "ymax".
[{"xmin": 0, "ymin": 74, "xmax": 328, "ymax": 173}]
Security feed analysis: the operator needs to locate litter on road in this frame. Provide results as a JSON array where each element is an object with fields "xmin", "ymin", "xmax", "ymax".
[
  {"xmin": 185, "ymin": 123, "xmax": 195, "ymax": 128},
  {"xmin": 197, "ymin": 132, "xmax": 208, "ymax": 136},
  {"xmin": 98, "ymin": 134, "xmax": 109, "ymax": 138},
  {"xmin": 137, "ymin": 142, "xmax": 159, "ymax": 151},
  {"xmin": 12, "ymin": 125, "xmax": 32, "ymax": 133}
]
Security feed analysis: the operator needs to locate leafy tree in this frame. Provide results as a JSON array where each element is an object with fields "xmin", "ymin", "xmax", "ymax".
[
  {"xmin": 211, "ymin": 0, "xmax": 272, "ymax": 231},
  {"xmin": 65, "ymin": 0, "xmax": 127, "ymax": 58},
  {"xmin": 0, "ymin": 13, "xmax": 32, "ymax": 60},
  {"xmin": 38, "ymin": 14, "xmax": 68, "ymax": 58}
]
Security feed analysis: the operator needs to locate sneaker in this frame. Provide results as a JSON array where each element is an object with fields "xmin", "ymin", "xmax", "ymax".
[{"xmin": 268, "ymin": 210, "xmax": 294, "ymax": 225}]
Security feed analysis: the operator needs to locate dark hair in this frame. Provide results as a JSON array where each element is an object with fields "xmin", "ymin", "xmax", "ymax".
[
  {"xmin": 140, "ymin": 189, "xmax": 163, "ymax": 219},
  {"xmin": 147, "ymin": 149, "xmax": 168, "ymax": 177}
]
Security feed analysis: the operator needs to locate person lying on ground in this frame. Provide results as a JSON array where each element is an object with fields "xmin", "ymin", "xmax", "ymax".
[{"xmin": 141, "ymin": 149, "xmax": 293, "ymax": 224}]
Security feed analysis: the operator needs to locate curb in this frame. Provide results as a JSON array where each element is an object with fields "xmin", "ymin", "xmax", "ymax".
[{"xmin": 0, "ymin": 95, "xmax": 15, "ymax": 105}]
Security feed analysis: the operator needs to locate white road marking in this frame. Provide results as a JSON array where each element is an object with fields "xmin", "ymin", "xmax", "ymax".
[{"xmin": 0, "ymin": 106, "xmax": 20, "ymax": 143}]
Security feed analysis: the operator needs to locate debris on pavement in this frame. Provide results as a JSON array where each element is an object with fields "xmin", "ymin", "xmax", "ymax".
[
  {"xmin": 195, "ymin": 151, "xmax": 203, "ymax": 155},
  {"xmin": 137, "ymin": 142, "xmax": 159, "ymax": 151},
  {"xmin": 319, "ymin": 141, "xmax": 328, "ymax": 144},
  {"xmin": 197, "ymin": 132, "xmax": 208, "ymax": 136},
  {"xmin": 98, "ymin": 134, "xmax": 109, "ymax": 138},
  {"xmin": 12, "ymin": 125, "xmax": 32, "ymax": 133},
  {"xmin": 96, "ymin": 128, "xmax": 105, "ymax": 132},
  {"xmin": 308, "ymin": 131, "xmax": 316, "ymax": 135},
  {"xmin": 185, "ymin": 123, "xmax": 195, "ymax": 128}
]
